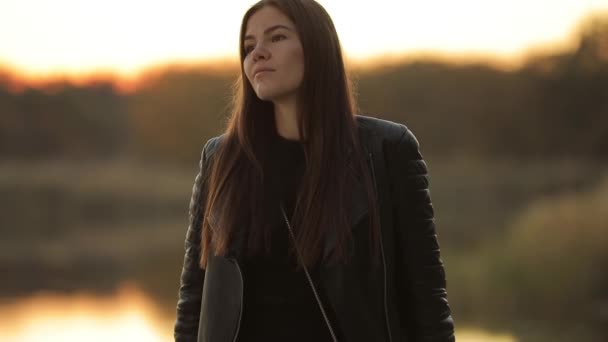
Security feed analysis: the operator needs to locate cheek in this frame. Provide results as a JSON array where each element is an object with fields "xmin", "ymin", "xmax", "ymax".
[
  {"xmin": 243, "ymin": 59, "xmax": 253, "ymax": 82},
  {"xmin": 287, "ymin": 46, "xmax": 305, "ymax": 79}
]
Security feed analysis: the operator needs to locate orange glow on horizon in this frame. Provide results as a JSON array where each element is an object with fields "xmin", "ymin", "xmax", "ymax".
[
  {"xmin": 0, "ymin": 58, "xmax": 240, "ymax": 94},
  {"xmin": 1, "ymin": 0, "xmax": 606, "ymax": 84},
  {"xmin": 0, "ymin": 33, "xmax": 580, "ymax": 95}
]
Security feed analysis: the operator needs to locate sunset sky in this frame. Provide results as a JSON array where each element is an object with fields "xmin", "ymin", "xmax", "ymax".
[{"xmin": 1, "ymin": 0, "xmax": 607, "ymax": 78}]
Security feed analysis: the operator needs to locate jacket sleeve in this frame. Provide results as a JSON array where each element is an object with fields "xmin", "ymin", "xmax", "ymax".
[
  {"xmin": 387, "ymin": 126, "xmax": 455, "ymax": 341},
  {"xmin": 174, "ymin": 138, "xmax": 214, "ymax": 342}
]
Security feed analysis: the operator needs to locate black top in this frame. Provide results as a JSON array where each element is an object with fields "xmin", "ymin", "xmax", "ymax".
[{"xmin": 236, "ymin": 131, "xmax": 338, "ymax": 342}]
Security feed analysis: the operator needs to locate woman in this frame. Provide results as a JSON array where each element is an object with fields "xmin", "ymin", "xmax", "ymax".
[{"xmin": 174, "ymin": 1, "xmax": 455, "ymax": 341}]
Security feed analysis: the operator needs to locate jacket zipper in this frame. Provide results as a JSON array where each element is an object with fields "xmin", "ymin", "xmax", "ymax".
[
  {"xmin": 231, "ymin": 258, "xmax": 243, "ymax": 342},
  {"xmin": 368, "ymin": 151, "xmax": 394, "ymax": 342},
  {"xmin": 280, "ymin": 204, "xmax": 339, "ymax": 342}
]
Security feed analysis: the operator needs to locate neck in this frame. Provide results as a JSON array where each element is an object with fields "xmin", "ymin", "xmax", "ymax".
[{"xmin": 273, "ymin": 97, "xmax": 301, "ymax": 141}]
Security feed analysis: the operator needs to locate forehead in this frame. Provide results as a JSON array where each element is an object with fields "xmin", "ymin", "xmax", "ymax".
[{"xmin": 245, "ymin": 6, "xmax": 294, "ymax": 35}]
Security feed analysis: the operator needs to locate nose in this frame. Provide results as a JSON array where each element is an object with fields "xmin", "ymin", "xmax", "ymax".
[{"xmin": 251, "ymin": 45, "xmax": 270, "ymax": 62}]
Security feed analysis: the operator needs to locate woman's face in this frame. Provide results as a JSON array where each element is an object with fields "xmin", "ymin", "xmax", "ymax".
[{"xmin": 242, "ymin": 6, "xmax": 304, "ymax": 103}]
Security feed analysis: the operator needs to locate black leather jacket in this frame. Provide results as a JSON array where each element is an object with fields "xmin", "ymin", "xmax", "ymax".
[{"xmin": 174, "ymin": 115, "xmax": 456, "ymax": 342}]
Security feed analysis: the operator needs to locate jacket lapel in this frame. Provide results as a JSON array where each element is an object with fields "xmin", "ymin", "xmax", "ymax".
[{"xmin": 321, "ymin": 158, "xmax": 371, "ymax": 263}]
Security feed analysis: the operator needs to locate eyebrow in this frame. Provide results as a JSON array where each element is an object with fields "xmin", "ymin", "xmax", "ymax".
[{"xmin": 244, "ymin": 24, "xmax": 293, "ymax": 41}]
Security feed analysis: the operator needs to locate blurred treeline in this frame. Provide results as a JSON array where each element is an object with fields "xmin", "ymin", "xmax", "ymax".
[
  {"xmin": 1, "ymin": 14, "xmax": 607, "ymax": 164},
  {"xmin": 1, "ymin": 12, "xmax": 607, "ymax": 342}
]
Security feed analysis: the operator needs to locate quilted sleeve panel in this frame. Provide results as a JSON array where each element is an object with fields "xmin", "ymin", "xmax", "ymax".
[
  {"xmin": 174, "ymin": 137, "xmax": 216, "ymax": 342},
  {"xmin": 386, "ymin": 126, "xmax": 456, "ymax": 342}
]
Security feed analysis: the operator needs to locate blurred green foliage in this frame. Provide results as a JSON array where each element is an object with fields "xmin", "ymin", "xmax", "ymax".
[{"xmin": 446, "ymin": 174, "xmax": 608, "ymax": 340}]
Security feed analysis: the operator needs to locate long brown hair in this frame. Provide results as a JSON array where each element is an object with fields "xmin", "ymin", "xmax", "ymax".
[{"xmin": 200, "ymin": 0, "xmax": 380, "ymax": 269}]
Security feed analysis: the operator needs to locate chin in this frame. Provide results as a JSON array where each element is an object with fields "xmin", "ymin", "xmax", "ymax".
[
  {"xmin": 255, "ymin": 92, "xmax": 274, "ymax": 101},
  {"xmin": 255, "ymin": 87, "xmax": 297, "ymax": 102},
  {"xmin": 255, "ymin": 89, "xmax": 282, "ymax": 101}
]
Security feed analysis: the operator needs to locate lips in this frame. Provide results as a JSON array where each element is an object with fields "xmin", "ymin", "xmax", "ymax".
[
  {"xmin": 253, "ymin": 67, "xmax": 275, "ymax": 77},
  {"xmin": 255, "ymin": 70, "xmax": 272, "ymax": 77}
]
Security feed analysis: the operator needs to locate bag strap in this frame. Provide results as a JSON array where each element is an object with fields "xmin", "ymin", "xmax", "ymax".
[{"xmin": 279, "ymin": 202, "xmax": 339, "ymax": 342}]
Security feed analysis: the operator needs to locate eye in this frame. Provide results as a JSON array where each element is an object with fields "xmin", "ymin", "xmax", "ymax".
[
  {"xmin": 271, "ymin": 34, "xmax": 286, "ymax": 42},
  {"xmin": 243, "ymin": 45, "xmax": 254, "ymax": 55}
]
